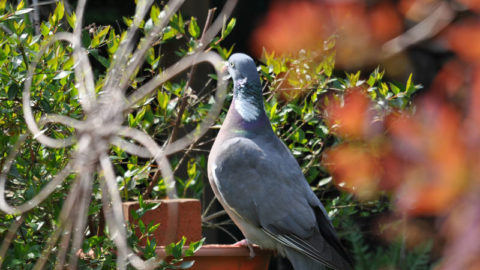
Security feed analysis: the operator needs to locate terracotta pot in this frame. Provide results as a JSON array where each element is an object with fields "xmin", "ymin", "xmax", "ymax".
[
  {"xmin": 123, "ymin": 198, "xmax": 271, "ymax": 270},
  {"xmin": 156, "ymin": 244, "xmax": 271, "ymax": 270},
  {"xmin": 122, "ymin": 198, "xmax": 202, "ymax": 246}
]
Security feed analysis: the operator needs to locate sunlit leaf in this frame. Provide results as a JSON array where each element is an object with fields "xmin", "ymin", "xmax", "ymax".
[{"xmin": 188, "ymin": 17, "xmax": 200, "ymax": 39}]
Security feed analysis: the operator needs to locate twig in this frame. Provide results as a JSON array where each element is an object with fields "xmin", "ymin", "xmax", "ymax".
[
  {"xmin": 0, "ymin": 215, "xmax": 25, "ymax": 268},
  {"xmin": 203, "ymin": 195, "xmax": 218, "ymax": 217},
  {"xmin": 202, "ymin": 221, "xmax": 238, "ymax": 242},
  {"xmin": 202, "ymin": 210, "xmax": 227, "ymax": 222},
  {"xmin": 330, "ymin": 201, "xmax": 380, "ymax": 209},
  {"xmin": 143, "ymin": 7, "xmax": 217, "ymax": 200},
  {"xmin": 143, "ymin": 168, "xmax": 161, "ymax": 200},
  {"xmin": 382, "ymin": 1, "xmax": 455, "ymax": 58},
  {"xmin": 143, "ymin": 141, "xmax": 195, "ymax": 199},
  {"xmin": 169, "ymin": 8, "xmax": 217, "ymax": 143},
  {"xmin": 31, "ymin": 0, "xmax": 40, "ymax": 35}
]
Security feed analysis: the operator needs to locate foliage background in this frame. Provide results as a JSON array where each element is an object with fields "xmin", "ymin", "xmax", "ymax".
[{"xmin": 1, "ymin": 0, "xmax": 479, "ymax": 269}]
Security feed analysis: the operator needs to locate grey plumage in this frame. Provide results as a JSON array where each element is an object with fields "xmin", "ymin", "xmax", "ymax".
[{"xmin": 208, "ymin": 53, "xmax": 353, "ymax": 270}]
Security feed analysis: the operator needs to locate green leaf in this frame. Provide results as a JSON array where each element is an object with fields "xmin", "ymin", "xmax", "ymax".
[
  {"xmin": 405, "ymin": 73, "xmax": 419, "ymax": 95},
  {"xmin": 222, "ymin": 18, "xmax": 236, "ymax": 38},
  {"xmin": 91, "ymin": 26, "xmax": 110, "ymax": 48},
  {"xmin": 135, "ymin": 106, "xmax": 147, "ymax": 124},
  {"xmin": 171, "ymin": 13, "xmax": 185, "ymax": 34},
  {"xmin": 138, "ymin": 220, "xmax": 146, "ymax": 235},
  {"xmin": 53, "ymin": 70, "xmax": 72, "ymax": 80},
  {"xmin": 379, "ymin": 82, "xmax": 388, "ymax": 96},
  {"xmin": 12, "ymin": 8, "xmax": 34, "ymax": 16},
  {"xmin": 8, "ymin": 84, "xmax": 19, "ymax": 100},
  {"xmin": 323, "ymin": 54, "xmax": 335, "ymax": 77},
  {"xmin": 180, "ymin": 261, "xmax": 195, "ymax": 269},
  {"xmin": 188, "ymin": 238, "xmax": 204, "ymax": 254},
  {"xmin": 405, "ymin": 73, "xmax": 413, "ymax": 92},
  {"xmin": 347, "ymin": 71, "xmax": 361, "ymax": 86},
  {"xmin": 171, "ymin": 237, "xmax": 186, "ymax": 259},
  {"xmin": 16, "ymin": 0, "xmax": 24, "ymax": 11},
  {"xmin": 146, "ymin": 47, "xmax": 155, "ymax": 65},
  {"xmin": 107, "ymin": 29, "xmax": 119, "ymax": 55},
  {"xmin": 269, "ymin": 102, "xmax": 277, "ymax": 119},
  {"xmin": 150, "ymin": 5, "xmax": 160, "ymax": 24},
  {"xmin": 66, "ymin": 12, "xmax": 76, "ymax": 29},
  {"xmin": 138, "ymin": 194, "xmax": 144, "ymax": 208},
  {"xmin": 367, "ymin": 74, "xmax": 376, "ymax": 87},
  {"xmin": 163, "ymin": 26, "xmax": 177, "ymax": 41},
  {"xmin": 90, "ymin": 49, "xmax": 110, "ymax": 68},
  {"xmin": 40, "ymin": 22, "xmax": 50, "ymax": 36},
  {"xmin": 317, "ymin": 176, "xmax": 332, "ymax": 187},
  {"xmin": 188, "ymin": 17, "xmax": 200, "ymax": 39},
  {"xmin": 147, "ymin": 223, "xmax": 160, "ymax": 234},
  {"xmin": 157, "ymin": 91, "xmax": 169, "ymax": 110},
  {"xmin": 0, "ymin": 0, "xmax": 6, "ymax": 12},
  {"xmin": 389, "ymin": 83, "xmax": 400, "ymax": 95},
  {"xmin": 53, "ymin": 2, "xmax": 64, "ymax": 23}
]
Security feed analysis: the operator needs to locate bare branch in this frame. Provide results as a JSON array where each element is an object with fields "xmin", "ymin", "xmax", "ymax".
[
  {"xmin": 112, "ymin": 136, "xmax": 153, "ymax": 158},
  {"xmin": 202, "ymin": 210, "xmax": 227, "ymax": 222},
  {"xmin": 100, "ymin": 154, "xmax": 157, "ymax": 269},
  {"xmin": 103, "ymin": 0, "xmax": 155, "ymax": 95},
  {"xmin": 169, "ymin": 8, "xmax": 217, "ymax": 144},
  {"xmin": 382, "ymin": 1, "xmax": 455, "ymax": 58},
  {"xmin": 117, "ymin": 0, "xmax": 186, "ymax": 94},
  {"xmin": 0, "ymin": 215, "xmax": 25, "ymax": 268},
  {"xmin": 4, "ymin": 0, "xmax": 238, "ymax": 268}
]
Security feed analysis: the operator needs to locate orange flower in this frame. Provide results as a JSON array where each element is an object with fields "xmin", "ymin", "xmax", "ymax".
[
  {"xmin": 327, "ymin": 2, "xmax": 374, "ymax": 68},
  {"xmin": 251, "ymin": 1, "xmax": 397, "ymax": 68},
  {"xmin": 387, "ymin": 100, "xmax": 468, "ymax": 215},
  {"xmin": 326, "ymin": 88, "xmax": 371, "ymax": 139},
  {"xmin": 430, "ymin": 60, "xmax": 468, "ymax": 97},
  {"xmin": 446, "ymin": 20, "xmax": 480, "ymax": 63},
  {"xmin": 369, "ymin": 2, "xmax": 403, "ymax": 44},
  {"xmin": 324, "ymin": 143, "xmax": 380, "ymax": 200},
  {"xmin": 250, "ymin": 2, "xmax": 329, "ymax": 56}
]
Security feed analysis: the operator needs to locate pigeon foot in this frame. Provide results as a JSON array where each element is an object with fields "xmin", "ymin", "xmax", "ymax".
[{"xmin": 233, "ymin": 239, "xmax": 257, "ymax": 258}]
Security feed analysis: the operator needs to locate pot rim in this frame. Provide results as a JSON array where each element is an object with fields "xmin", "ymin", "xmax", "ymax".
[{"xmin": 156, "ymin": 244, "xmax": 272, "ymax": 257}]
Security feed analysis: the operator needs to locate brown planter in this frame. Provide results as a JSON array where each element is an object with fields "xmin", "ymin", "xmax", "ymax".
[
  {"xmin": 123, "ymin": 198, "xmax": 271, "ymax": 270},
  {"xmin": 122, "ymin": 198, "xmax": 202, "ymax": 246},
  {"xmin": 156, "ymin": 244, "xmax": 271, "ymax": 270}
]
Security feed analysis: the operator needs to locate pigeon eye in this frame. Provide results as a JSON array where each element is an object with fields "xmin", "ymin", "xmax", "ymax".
[{"xmin": 229, "ymin": 62, "xmax": 235, "ymax": 68}]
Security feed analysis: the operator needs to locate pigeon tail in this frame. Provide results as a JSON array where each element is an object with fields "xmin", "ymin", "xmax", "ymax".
[{"xmin": 285, "ymin": 248, "xmax": 326, "ymax": 270}]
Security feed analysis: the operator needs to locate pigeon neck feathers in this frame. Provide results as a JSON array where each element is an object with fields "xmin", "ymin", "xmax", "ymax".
[
  {"xmin": 233, "ymin": 77, "xmax": 264, "ymax": 122},
  {"xmin": 221, "ymin": 80, "xmax": 271, "ymax": 137},
  {"xmin": 226, "ymin": 53, "xmax": 265, "ymax": 123}
]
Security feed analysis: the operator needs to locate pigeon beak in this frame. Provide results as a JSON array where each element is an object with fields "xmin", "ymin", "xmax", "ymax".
[
  {"xmin": 222, "ymin": 62, "xmax": 231, "ymax": 80},
  {"xmin": 221, "ymin": 62, "xmax": 228, "ymax": 73}
]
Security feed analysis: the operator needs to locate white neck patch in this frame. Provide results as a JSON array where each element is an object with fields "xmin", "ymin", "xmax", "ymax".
[{"xmin": 235, "ymin": 98, "xmax": 260, "ymax": 122}]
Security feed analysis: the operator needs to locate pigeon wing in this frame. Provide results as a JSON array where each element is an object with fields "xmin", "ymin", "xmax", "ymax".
[{"xmin": 211, "ymin": 137, "xmax": 352, "ymax": 270}]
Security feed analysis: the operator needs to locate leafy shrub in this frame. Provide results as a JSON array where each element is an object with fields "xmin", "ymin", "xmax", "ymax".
[{"xmin": 0, "ymin": 0, "xmax": 231, "ymax": 268}]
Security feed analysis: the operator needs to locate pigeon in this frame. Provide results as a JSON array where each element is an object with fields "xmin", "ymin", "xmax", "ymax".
[{"xmin": 207, "ymin": 53, "xmax": 353, "ymax": 270}]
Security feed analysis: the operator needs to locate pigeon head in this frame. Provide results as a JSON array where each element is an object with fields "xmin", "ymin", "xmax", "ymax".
[
  {"xmin": 226, "ymin": 53, "xmax": 261, "ymax": 88},
  {"xmin": 225, "ymin": 53, "xmax": 264, "ymax": 122}
]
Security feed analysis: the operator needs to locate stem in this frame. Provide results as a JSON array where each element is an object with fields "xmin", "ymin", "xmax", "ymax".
[
  {"xmin": 169, "ymin": 8, "xmax": 216, "ymax": 143},
  {"xmin": 143, "ymin": 8, "xmax": 218, "ymax": 200},
  {"xmin": 0, "ymin": 215, "xmax": 25, "ymax": 268},
  {"xmin": 202, "ymin": 210, "xmax": 227, "ymax": 222}
]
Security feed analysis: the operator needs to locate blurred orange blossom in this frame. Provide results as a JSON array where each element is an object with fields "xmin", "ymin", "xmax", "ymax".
[
  {"xmin": 250, "ymin": 1, "xmax": 403, "ymax": 68},
  {"xmin": 251, "ymin": 0, "xmax": 480, "ymax": 268}
]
